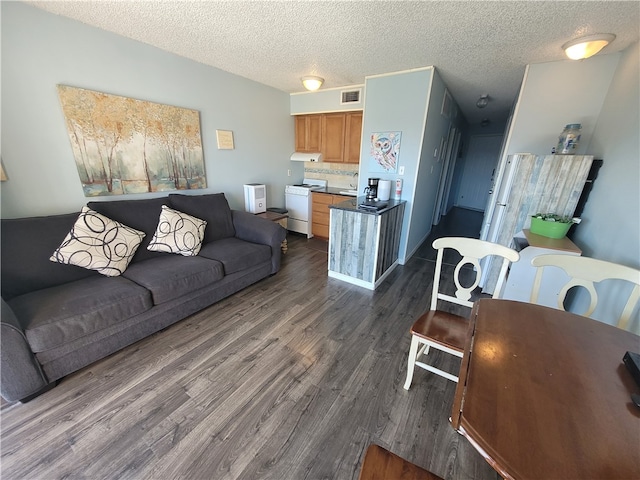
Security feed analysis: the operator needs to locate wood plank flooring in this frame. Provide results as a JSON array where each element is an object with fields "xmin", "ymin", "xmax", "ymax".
[{"xmin": 1, "ymin": 208, "xmax": 498, "ymax": 480}]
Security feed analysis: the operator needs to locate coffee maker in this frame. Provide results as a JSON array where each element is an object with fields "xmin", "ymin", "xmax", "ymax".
[{"xmin": 364, "ymin": 178, "xmax": 379, "ymax": 200}]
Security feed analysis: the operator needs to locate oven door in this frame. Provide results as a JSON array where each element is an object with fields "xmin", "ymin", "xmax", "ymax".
[
  {"xmin": 285, "ymin": 192, "xmax": 312, "ymax": 237},
  {"xmin": 285, "ymin": 193, "xmax": 309, "ymax": 221}
]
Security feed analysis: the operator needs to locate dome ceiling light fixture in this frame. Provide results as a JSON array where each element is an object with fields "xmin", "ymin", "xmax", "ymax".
[
  {"xmin": 476, "ymin": 94, "xmax": 489, "ymax": 109},
  {"xmin": 301, "ymin": 75, "xmax": 324, "ymax": 91},
  {"xmin": 562, "ymin": 33, "xmax": 616, "ymax": 60}
]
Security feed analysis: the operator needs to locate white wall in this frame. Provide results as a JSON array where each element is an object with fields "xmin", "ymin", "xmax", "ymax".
[
  {"xmin": 574, "ymin": 41, "xmax": 640, "ymax": 329},
  {"xmin": 408, "ymin": 69, "xmax": 464, "ymax": 254},
  {"xmin": 506, "ymin": 54, "xmax": 620, "ymax": 156},
  {"xmin": 290, "ymin": 85, "xmax": 364, "ymax": 114},
  {"xmin": 360, "ymin": 68, "xmax": 433, "ymax": 263},
  {"xmin": 1, "ymin": 2, "xmax": 294, "ymax": 218},
  {"xmin": 358, "ymin": 68, "xmax": 467, "ymax": 262}
]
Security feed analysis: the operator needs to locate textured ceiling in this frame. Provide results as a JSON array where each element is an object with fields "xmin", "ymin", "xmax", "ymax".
[{"xmin": 26, "ymin": 1, "xmax": 640, "ymax": 125}]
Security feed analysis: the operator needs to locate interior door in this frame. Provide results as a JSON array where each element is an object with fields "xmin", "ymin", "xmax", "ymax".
[
  {"xmin": 433, "ymin": 125, "xmax": 456, "ymax": 225},
  {"xmin": 456, "ymin": 134, "xmax": 503, "ymax": 211},
  {"xmin": 441, "ymin": 130, "xmax": 462, "ymax": 215},
  {"xmin": 479, "ymin": 112, "xmax": 514, "ymax": 241}
]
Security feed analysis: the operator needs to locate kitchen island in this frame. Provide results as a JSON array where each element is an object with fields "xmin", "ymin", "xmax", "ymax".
[{"xmin": 328, "ymin": 197, "xmax": 405, "ymax": 290}]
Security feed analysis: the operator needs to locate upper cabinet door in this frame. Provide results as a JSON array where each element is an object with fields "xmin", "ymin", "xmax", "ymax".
[
  {"xmin": 295, "ymin": 116, "xmax": 307, "ymax": 152},
  {"xmin": 322, "ymin": 113, "xmax": 347, "ymax": 162},
  {"xmin": 345, "ymin": 112, "xmax": 363, "ymax": 164},
  {"xmin": 306, "ymin": 115, "xmax": 322, "ymax": 152},
  {"xmin": 295, "ymin": 115, "xmax": 322, "ymax": 153},
  {"xmin": 295, "ymin": 112, "xmax": 362, "ymax": 163}
]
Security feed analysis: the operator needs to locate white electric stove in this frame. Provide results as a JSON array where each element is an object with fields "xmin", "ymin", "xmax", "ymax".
[{"xmin": 285, "ymin": 178, "xmax": 327, "ymax": 238}]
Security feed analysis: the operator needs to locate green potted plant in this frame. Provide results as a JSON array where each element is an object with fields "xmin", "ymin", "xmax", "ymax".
[{"xmin": 530, "ymin": 213, "xmax": 580, "ymax": 239}]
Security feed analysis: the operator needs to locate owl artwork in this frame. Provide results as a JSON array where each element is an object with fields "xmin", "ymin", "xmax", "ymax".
[{"xmin": 370, "ymin": 132, "xmax": 401, "ymax": 173}]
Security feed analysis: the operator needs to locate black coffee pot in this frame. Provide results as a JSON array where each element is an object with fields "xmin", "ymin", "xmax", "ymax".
[{"xmin": 364, "ymin": 178, "xmax": 380, "ymax": 200}]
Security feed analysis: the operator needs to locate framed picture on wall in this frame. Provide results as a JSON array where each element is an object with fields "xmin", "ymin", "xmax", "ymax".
[
  {"xmin": 369, "ymin": 131, "xmax": 401, "ymax": 174},
  {"xmin": 57, "ymin": 85, "xmax": 207, "ymax": 197}
]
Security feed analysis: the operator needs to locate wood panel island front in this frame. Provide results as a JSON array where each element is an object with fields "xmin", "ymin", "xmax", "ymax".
[{"xmin": 328, "ymin": 197, "xmax": 405, "ymax": 290}]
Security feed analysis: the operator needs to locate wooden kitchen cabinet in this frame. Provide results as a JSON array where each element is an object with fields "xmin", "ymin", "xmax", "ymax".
[
  {"xmin": 295, "ymin": 112, "xmax": 362, "ymax": 164},
  {"xmin": 345, "ymin": 112, "xmax": 363, "ymax": 164},
  {"xmin": 295, "ymin": 114, "xmax": 322, "ymax": 153},
  {"xmin": 321, "ymin": 112, "xmax": 363, "ymax": 164},
  {"xmin": 312, "ymin": 192, "xmax": 352, "ymax": 239},
  {"xmin": 321, "ymin": 114, "xmax": 347, "ymax": 162}
]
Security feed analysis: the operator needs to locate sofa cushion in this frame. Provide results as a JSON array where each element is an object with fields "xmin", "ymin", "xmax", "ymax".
[
  {"xmin": 199, "ymin": 237, "xmax": 271, "ymax": 275},
  {"xmin": 50, "ymin": 207, "xmax": 146, "ymax": 277},
  {"xmin": 168, "ymin": 193, "xmax": 236, "ymax": 242},
  {"xmin": 9, "ymin": 276, "xmax": 153, "ymax": 352},
  {"xmin": 87, "ymin": 197, "xmax": 169, "ymax": 262},
  {"xmin": 1, "ymin": 213, "xmax": 99, "ymax": 301},
  {"xmin": 122, "ymin": 255, "xmax": 224, "ymax": 305},
  {"xmin": 147, "ymin": 206, "xmax": 207, "ymax": 256}
]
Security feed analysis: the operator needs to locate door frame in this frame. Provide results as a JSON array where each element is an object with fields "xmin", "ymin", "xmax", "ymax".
[
  {"xmin": 455, "ymin": 133, "xmax": 503, "ymax": 211},
  {"xmin": 433, "ymin": 125, "xmax": 457, "ymax": 225},
  {"xmin": 441, "ymin": 130, "xmax": 462, "ymax": 216}
]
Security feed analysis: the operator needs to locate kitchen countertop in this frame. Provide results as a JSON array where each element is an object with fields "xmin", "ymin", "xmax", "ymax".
[
  {"xmin": 312, "ymin": 187, "xmax": 360, "ymax": 196},
  {"xmin": 329, "ymin": 197, "xmax": 405, "ymax": 215}
]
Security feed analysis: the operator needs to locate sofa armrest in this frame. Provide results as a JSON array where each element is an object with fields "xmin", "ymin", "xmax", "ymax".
[
  {"xmin": 232, "ymin": 210, "xmax": 287, "ymax": 274},
  {"xmin": 1, "ymin": 298, "xmax": 48, "ymax": 402}
]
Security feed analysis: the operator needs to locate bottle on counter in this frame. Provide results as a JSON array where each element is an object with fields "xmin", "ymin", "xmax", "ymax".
[
  {"xmin": 556, "ymin": 124, "xmax": 581, "ymax": 154},
  {"xmin": 395, "ymin": 179, "xmax": 402, "ymax": 200}
]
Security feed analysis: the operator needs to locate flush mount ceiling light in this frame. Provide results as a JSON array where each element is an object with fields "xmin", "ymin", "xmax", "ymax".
[
  {"xmin": 476, "ymin": 94, "xmax": 489, "ymax": 109},
  {"xmin": 301, "ymin": 76, "xmax": 324, "ymax": 91},
  {"xmin": 562, "ymin": 33, "xmax": 616, "ymax": 60}
]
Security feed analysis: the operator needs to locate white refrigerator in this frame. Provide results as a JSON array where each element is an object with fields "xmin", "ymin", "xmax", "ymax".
[{"xmin": 479, "ymin": 153, "xmax": 594, "ymax": 294}]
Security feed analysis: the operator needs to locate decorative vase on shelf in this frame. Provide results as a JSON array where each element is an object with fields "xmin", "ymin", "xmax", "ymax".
[{"xmin": 556, "ymin": 124, "xmax": 582, "ymax": 155}]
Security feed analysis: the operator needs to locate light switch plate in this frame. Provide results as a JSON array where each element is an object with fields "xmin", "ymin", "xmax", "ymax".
[{"xmin": 399, "ymin": 166, "xmax": 405, "ymax": 175}]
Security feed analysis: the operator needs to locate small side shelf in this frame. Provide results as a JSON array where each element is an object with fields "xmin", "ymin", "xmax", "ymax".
[
  {"xmin": 523, "ymin": 229, "xmax": 581, "ymax": 254},
  {"xmin": 502, "ymin": 230, "xmax": 581, "ymax": 306},
  {"xmin": 255, "ymin": 211, "xmax": 288, "ymax": 254}
]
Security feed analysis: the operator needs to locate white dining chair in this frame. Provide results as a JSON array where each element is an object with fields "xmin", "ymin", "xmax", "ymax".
[
  {"xmin": 530, "ymin": 254, "xmax": 640, "ymax": 332},
  {"xmin": 403, "ymin": 237, "xmax": 520, "ymax": 388}
]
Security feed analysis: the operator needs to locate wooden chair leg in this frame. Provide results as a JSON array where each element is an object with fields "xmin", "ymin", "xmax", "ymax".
[{"xmin": 404, "ymin": 335, "xmax": 420, "ymax": 390}]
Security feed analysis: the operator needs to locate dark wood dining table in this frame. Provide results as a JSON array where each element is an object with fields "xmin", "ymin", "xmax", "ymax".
[{"xmin": 451, "ymin": 299, "xmax": 640, "ymax": 480}]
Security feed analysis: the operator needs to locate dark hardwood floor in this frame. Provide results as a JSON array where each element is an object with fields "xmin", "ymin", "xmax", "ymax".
[{"xmin": 1, "ymin": 208, "xmax": 497, "ymax": 480}]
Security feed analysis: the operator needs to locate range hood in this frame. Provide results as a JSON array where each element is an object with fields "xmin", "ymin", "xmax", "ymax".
[{"xmin": 290, "ymin": 152, "xmax": 322, "ymax": 162}]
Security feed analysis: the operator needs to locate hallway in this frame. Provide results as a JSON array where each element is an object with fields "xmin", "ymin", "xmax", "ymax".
[{"xmin": 413, "ymin": 207, "xmax": 484, "ymax": 262}]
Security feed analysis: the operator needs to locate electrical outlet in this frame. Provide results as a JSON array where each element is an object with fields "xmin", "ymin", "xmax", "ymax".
[
  {"xmin": 287, "ymin": 169, "xmax": 291, "ymax": 177},
  {"xmin": 399, "ymin": 166, "xmax": 405, "ymax": 175}
]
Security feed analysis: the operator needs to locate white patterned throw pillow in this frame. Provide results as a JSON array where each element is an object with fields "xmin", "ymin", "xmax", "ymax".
[
  {"xmin": 50, "ymin": 207, "xmax": 146, "ymax": 277},
  {"xmin": 147, "ymin": 205, "xmax": 207, "ymax": 256}
]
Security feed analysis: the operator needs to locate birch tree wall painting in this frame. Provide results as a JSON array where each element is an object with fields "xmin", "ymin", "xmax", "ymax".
[{"xmin": 57, "ymin": 85, "xmax": 206, "ymax": 197}]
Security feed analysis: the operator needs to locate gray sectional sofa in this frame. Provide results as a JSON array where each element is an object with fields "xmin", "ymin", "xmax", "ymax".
[{"xmin": 1, "ymin": 193, "xmax": 286, "ymax": 402}]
